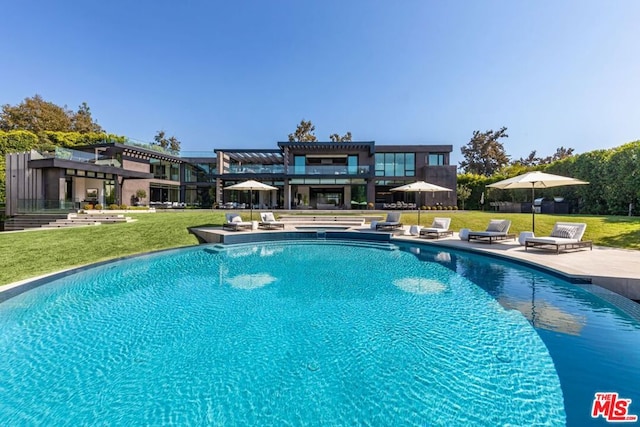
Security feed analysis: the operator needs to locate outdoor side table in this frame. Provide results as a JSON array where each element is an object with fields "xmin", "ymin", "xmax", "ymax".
[
  {"xmin": 459, "ymin": 228, "xmax": 470, "ymax": 241},
  {"xmin": 409, "ymin": 225, "xmax": 422, "ymax": 236},
  {"xmin": 519, "ymin": 231, "xmax": 535, "ymax": 245}
]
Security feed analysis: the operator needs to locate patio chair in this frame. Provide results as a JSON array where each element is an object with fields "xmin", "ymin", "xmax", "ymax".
[
  {"xmin": 419, "ymin": 217, "xmax": 453, "ymax": 239},
  {"xmin": 467, "ymin": 219, "xmax": 515, "ymax": 244},
  {"xmin": 376, "ymin": 212, "xmax": 403, "ymax": 231},
  {"xmin": 525, "ymin": 222, "xmax": 592, "ymax": 254},
  {"xmin": 222, "ymin": 213, "xmax": 253, "ymax": 231},
  {"xmin": 259, "ymin": 212, "xmax": 285, "ymax": 230}
]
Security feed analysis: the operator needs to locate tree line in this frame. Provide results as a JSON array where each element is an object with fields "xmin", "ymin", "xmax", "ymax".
[
  {"xmin": 457, "ymin": 127, "xmax": 639, "ymax": 216},
  {"xmin": 2, "ymin": 99, "xmax": 638, "ymax": 216},
  {"xmin": 0, "ymin": 95, "xmax": 182, "ymax": 153}
]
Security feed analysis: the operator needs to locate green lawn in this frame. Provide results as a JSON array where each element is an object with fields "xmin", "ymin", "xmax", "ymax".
[{"xmin": 1, "ymin": 210, "xmax": 639, "ymax": 286}]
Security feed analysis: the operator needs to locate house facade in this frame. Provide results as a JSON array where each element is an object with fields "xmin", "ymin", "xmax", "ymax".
[{"xmin": 4, "ymin": 140, "xmax": 457, "ymax": 216}]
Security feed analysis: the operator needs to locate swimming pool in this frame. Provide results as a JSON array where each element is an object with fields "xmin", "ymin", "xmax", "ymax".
[{"xmin": 0, "ymin": 240, "xmax": 638, "ymax": 425}]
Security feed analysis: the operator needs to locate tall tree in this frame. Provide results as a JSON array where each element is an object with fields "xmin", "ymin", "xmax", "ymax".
[
  {"xmin": 288, "ymin": 120, "xmax": 317, "ymax": 142},
  {"xmin": 72, "ymin": 102, "xmax": 103, "ymax": 133},
  {"xmin": 0, "ymin": 95, "xmax": 103, "ymax": 134},
  {"xmin": 459, "ymin": 127, "xmax": 510, "ymax": 176},
  {"xmin": 154, "ymin": 130, "xmax": 168, "ymax": 148},
  {"xmin": 0, "ymin": 95, "xmax": 72, "ymax": 132},
  {"xmin": 513, "ymin": 146, "xmax": 575, "ymax": 166},
  {"xmin": 153, "ymin": 130, "xmax": 181, "ymax": 153},
  {"xmin": 329, "ymin": 131, "xmax": 352, "ymax": 142}
]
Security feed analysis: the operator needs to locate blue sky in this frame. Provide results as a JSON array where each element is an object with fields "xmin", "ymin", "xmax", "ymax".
[{"xmin": 2, "ymin": 0, "xmax": 639, "ymax": 166}]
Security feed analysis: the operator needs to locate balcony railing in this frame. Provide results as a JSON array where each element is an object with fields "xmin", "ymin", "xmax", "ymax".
[
  {"xmin": 16, "ymin": 199, "xmax": 81, "ymax": 213},
  {"xmin": 291, "ymin": 165, "xmax": 370, "ymax": 175},
  {"xmin": 227, "ymin": 165, "xmax": 285, "ymax": 174},
  {"xmin": 33, "ymin": 148, "xmax": 122, "ymax": 167}
]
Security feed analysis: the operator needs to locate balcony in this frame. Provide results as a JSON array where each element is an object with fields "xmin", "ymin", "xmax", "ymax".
[
  {"xmin": 291, "ymin": 165, "xmax": 370, "ymax": 175},
  {"xmin": 227, "ymin": 165, "xmax": 285, "ymax": 174},
  {"xmin": 33, "ymin": 147, "xmax": 122, "ymax": 167}
]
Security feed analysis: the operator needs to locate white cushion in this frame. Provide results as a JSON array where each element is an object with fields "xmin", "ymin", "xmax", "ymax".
[
  {"xmin": 432, "ymin": 219, "xmax": 446, "ymax": 229},
  {"xmin": 551, "ymin": 225, "xmax": 578, "ymax": 239},
  {"xmin": 230, "ymin": 215, "xmax": 244, "ymax": 223},
  {"xmin": 262, "ymin": 212, "xmax": 276, "ymax": 222},
  {"xmin": 486, "ymin": 220, "xmax": 505, "ymax": 232}
]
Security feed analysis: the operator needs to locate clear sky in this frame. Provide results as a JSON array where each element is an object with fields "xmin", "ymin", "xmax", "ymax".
[{"xmin": 2, "ymin": 0, "xmax": 639, "ymax": 166}]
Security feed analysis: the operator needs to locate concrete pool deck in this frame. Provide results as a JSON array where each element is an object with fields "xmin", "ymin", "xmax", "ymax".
[{"xmin": 188, "ymin": 224, "xmax": 640, "ymax": 302}]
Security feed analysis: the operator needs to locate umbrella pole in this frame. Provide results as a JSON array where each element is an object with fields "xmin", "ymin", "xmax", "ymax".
[
  {"xmin": 250, "ymin": 189, "xmax": 253, "ymax": 221},
  {"xmin": 417, "ymin": 191, "xmax": 421, "ymax": 226},
  {"xmin": 531, "ymin": 186, "xmax": 535, "ymax": 232}
]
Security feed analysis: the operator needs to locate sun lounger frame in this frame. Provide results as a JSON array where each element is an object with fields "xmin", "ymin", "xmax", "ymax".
[
  {"xmin": 467, "ymin": 232, "xmax": 516, "ymax": 244},
  {"xmin": 419, "ymin": 229, "xmax": 454, "ymax": 239},
  {"xmin": 525, "ymin": 239, "xmax": 593, "ymax": 254}
]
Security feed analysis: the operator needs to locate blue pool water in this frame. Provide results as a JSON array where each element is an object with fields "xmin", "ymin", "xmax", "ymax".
[{"xmin": 0, "ymin": 240, "xmax": 639, "ymax": 426}]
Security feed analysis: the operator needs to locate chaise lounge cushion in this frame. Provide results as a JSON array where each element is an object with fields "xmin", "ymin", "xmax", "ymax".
[
  {"xmin": 223, "ymin": 213, "xmax": 253, "ymax": 230},
  {"xmin": 431, "ymin": 218, "xmax": 448, "ymax": 230},
  {"xmin": 230, "ymin": 215, "xmax": 243, "ymax": 223},
  {"xmin": 376, "ymin": 212, "xmax": 403, "ymax": 230},
  {"xmin": 261, "ymin": 212, "xmax": 277, "ymax": 222},
  {"xmin": 550, "ymin": 224, "xmax": 579, "ymax": 239},
  {"xmin": 486, "ymin": 219, "xmax": 510, "ymax": 233},
  {"xmin": 524, "ymin": 222, "xmax": 591, "ymax": 253}
]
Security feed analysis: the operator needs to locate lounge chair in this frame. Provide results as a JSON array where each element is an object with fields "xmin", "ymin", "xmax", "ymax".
[
  {"xmin": 467, "ymin": 219, "xmax": 515, "ymax": 243},
  {"xmin": 525, "ymin": 222, "xmax": 592, "ymax": 254},
  {"xmin": 376, "ymin": 212, "xmax": 403, "ymax": 231},
  {"xmin": 419, "ymin": 217, "xmax": 453, "ymax": 239},
  {"xmin": 259, "ymin": 212, "xmax": 285, "ymax": 230},
  {"xmin": 222, "ymin": 213, "xmax": 253, "ymax": 231}
]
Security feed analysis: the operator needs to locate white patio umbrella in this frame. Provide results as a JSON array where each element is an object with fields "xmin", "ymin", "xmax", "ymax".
[
  {"xmin": 487, "ymin": 171, "xmax": 588, "ymax": 232},
  {"xmin": 224, "ymin": 180, "xmax": 277, "ymax": 221},
  {"xmin": 390, "ymin": 181, "xmax": 453, "ymax": 226}
]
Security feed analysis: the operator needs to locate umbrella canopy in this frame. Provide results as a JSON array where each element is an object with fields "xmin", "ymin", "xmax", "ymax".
[
  {"xmin": 487, "ymin": 171, "xmax": 588, "ymax": 232},
  {"xmin": 224, "ymin": 180, "xmax": 277, "ymax": 220},
  {"xmin": 390, "ymin": 181, "xmax": 453, "ymax": 226}
]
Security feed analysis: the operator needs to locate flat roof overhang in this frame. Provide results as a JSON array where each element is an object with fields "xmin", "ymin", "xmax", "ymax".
[
  {"xmin": 28, "ymin": 158, "xmax": 154, "ymax": 179},
  {"xmin": 277, "ymin": 141, "xmax": 375, "ymax": 155}
]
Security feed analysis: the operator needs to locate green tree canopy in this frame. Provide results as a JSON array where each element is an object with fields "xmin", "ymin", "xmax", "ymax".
[
  {"xmin": 329, "ymin": 132, "xmax": 352, "ymax": 142},
  {"xmin": 288, "ymin": 120, "xmax": 317, "ymax": 142},
  {"xmin": 459, "ymin": 127, "xmax": 510, "ymax": 176},
  {"xmin": 513, "ymin": 146, "xmax": 575, "ymax": 166},
  {"xmin": 0, "ymin": 95, "xmax": 102, "ymax": 134},
  {"xmin": 153, "ymin": 130, "xmax": 181, "ymax": 154}
]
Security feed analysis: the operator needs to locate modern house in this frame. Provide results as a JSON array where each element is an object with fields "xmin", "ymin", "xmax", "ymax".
[{"xmin": 4, "ymin": 140, "xmax": 457, "ymax": 218}]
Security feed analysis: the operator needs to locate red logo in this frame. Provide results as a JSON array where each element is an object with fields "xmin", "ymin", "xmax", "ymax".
[{"xmin": 592, "ymin": 392, "xmax": 638, "ymax": 422}]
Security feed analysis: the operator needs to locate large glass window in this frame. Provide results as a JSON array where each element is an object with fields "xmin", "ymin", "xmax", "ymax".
[
  {"xmin": 104, "ymin": 180, "xmax": 116, "ymax": 205},
  {"xmin": 376, "ymin": 153, "xmax": 415, "ymax": 176},
  {"xmin": 347, "ymin": 155, "xmax": 358, "ymax": 174},
  {"xmin": 405, "ymin": 153, "xmax": 415, "ymax": 176},
  {"xmin": 294, "ymin": 156, "xmax": 306, "ymax": 174},
  {"xmin": 151, "ymin": 159, "xmax": 181, "ymax": 181},
  {"xmin": 428, "ymin": 153, "xmax": 446, "ymax": 166}
]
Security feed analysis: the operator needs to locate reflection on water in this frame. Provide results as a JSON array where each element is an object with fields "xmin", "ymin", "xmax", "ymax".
[
  {"xmin": 225, "ymin": 273, "xmax": 277, "ymax": 290},
  {"xmin": 393, "ymin": 277, "xmax": 447, "ymax": 294},
  {"xmin": 500, "ymin": 298, "xmax": 587, "ymax": 336}
]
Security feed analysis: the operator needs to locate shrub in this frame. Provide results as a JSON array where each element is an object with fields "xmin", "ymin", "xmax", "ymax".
[
  {"xmin": 119, "ymin": 204, "xmax": 128, "ymax": 210},
  {"xmin": 83, "ymin": 204, "xmax": 93, "ymax": 210},
  {"xmin": 108, "ymin": 204, "xmax": 119, "ymax": 210},
  {"xmin": 94, "ymin": 204, "xmax": 103, "ymax": 210}
]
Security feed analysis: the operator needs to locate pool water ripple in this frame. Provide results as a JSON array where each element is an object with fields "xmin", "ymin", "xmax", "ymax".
[{"xmin": 4, "ymin": 239, "xmax": 628, "ymax": 425}]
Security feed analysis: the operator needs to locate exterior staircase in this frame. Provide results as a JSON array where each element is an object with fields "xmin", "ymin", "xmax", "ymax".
[{"xmin": 3, "ymin": 213, "xmax": 135, "ymax": 231}]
